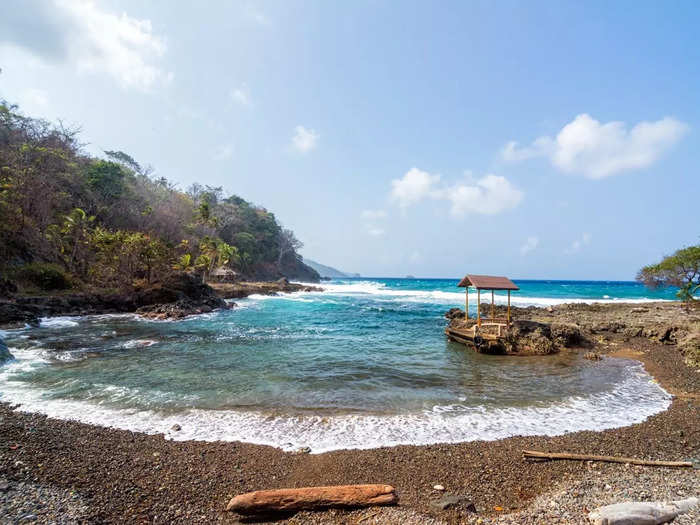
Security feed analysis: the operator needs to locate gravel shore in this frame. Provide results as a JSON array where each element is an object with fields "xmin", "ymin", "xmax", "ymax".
[{"xmin": 0, "ymin": 304, "xmax": 698, "ymax": 524}]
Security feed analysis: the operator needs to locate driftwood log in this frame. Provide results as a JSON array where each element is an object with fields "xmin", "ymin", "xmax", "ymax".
[
  {"xmin": 226, "ymin": 484, "xmax": 398, "ymax": 514},
  {"xmin": 523, "ymin": 450, "xmax": 693, "ymax": 468}
]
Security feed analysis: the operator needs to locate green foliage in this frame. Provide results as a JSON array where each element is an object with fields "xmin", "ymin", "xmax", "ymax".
[
  {"xmin": 174, "ymin": 253, "xmax": 193, "ymax": 271},
  {"xmin": 85, "ymin": 160, "xmax": 127, "ymax": 201},
  {"xmin": 0, "ymin": 101, "xmax": 307, "ymax": 291},
  {"xmin": 11, "ymin": 263, "xmax": 72, "ymax": 291},
  {"xmin": 637, "ymin": 245, "xmax": 700, "ymax": 301}
]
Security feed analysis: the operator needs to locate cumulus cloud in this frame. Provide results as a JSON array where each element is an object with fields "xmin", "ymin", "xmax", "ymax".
[
  {"xmin": 389, "ymin": 168, "xmax": 523, "ymax": 217},
  {"xmin": 0, "ymin": 0, "xmax": 170, "ymax": 91},
  {"xmin": 291, "ymin": 125, "xmax": 319, "ymax": 153},
  {"xmin": 502, "ymin": 114, "xmax": 688, "ymax": 179},
  {"xmin": 520, "ymin": 236, "xmax": 539, "ymax": 255},
  {"xmin": 390, "ymin": 168, "xmax": 522, "ymax": 217},
  {"xmin": 390, "ymin": 168, "xmax": 441, "ymax": 208},
  {"xmin": 442, "ymin": 174, "xmax": 523, "ymax": 216},
  {"xmin": 566, "ymin": 232, "xmax": 592, "ymax": 254}
]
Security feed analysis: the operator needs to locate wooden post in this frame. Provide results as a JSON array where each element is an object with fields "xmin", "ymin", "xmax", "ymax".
[
  {"xmin": 507, "ymin": 290, "xmax": 511, "ymax": 325},
  {"xmin": 465, "ymin": 286, "xmax": 469, "ymax": 319},
  {"xmin": 491, "ymin": 290, "xmax": 494, "ymax": 321},
  {"xmin": 477, "ymin": 289, "xmax": 481, "ymax": 326}
]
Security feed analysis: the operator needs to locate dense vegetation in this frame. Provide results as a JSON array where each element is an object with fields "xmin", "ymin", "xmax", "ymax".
[
  {"xmin": 0, "ymin": 102, "xmax": 317, "ymax": 293},
  {"xmin": 637, "ymin": 245, "xmax": 700, "ymax": 301}
]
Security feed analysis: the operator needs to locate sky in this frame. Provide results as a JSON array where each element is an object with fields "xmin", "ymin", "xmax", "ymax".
[{"xmin": 1, "ymin": 0, "xmax": 699, "ymax": 280}]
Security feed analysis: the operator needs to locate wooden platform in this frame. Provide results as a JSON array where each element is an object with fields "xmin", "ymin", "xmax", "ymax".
[{"xmin": 445, "ymin": 323, "xmax": 508, "ymax": 350}]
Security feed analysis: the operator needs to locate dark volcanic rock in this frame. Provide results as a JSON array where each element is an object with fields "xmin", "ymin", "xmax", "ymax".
[
  {"xmin": 0, "ymin": 301, "xmax": 42, "ymax": 327},
  {"xmin": 0, "ymin": 338, "xmax": 15, "ymax": 364},
  {"xmin": 211, "ymin": 281, "xmax": 322, "ymax": 299},
  {"xmin": 550, "ymin": 322, "xmax": 583, "ymax": 347},
  {"xmin": 502, "ymin": 320, "xmax": 557, "ymax": 355},
  {"xmin": 0, "ymin": 278, "xmax": 18, "ymax": 298},
  {"xmin": 445, "ymin": 308, "xmax": 466, "ymax": 320}
]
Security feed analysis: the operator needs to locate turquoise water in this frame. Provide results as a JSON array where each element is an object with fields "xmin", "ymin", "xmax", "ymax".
[{"xmin": 0, "ymin": 278, "xmax": 674, "ymax": 452}]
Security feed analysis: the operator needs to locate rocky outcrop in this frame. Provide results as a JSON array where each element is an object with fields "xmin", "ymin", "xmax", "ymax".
[
  {"xmin": 445, "ymin": 307, "xmax": 466, "ymax": 320},
  {"xmin": 0, "ymin": 338, "xmax": 15, "ymax": 364},
  {"xmin": 210, "ymin": 279, "xmax": 322, "ymax": 299},
  {"xmin": 0, "ymin": 273, "xmax": 230, "ymax": 326},
  {"xmin": 501, "ymin": 320, "xmax": 557, "ymax": 355},
  {"xmin": 445, "ymin": 301, "xmax": 700, "ymax": 366}
]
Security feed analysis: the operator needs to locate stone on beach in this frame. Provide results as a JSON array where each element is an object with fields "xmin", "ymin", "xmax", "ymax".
[
  {"xmin": 588, "ymin": 497, "xmax": 699, "ymax": 525},
  {"xmin": 226, "ymin": 484, "xmax": 398, "ymax": 514}
]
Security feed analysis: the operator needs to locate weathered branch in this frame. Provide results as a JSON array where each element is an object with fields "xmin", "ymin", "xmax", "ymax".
[{"xmin": 522, "ymin": 450, "xmax": 693, "ymax": 468}]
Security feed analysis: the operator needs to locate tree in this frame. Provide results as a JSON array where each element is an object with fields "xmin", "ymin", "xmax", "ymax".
[
  {"xmin": 46, "ymin": 208, "xmax": 95, "ymax": 277},
  {"xmin": 277, "ymin": 228, "xmax": 303, "ymax": 266},
  {"xmin": 637, "ymin": 245, "xmax": 700, "ymax": 301}
]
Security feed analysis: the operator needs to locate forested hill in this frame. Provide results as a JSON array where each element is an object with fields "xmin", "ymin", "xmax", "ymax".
[{"xmin": 0, "ymin": 102, "xmax": 319, "ymax": 295}]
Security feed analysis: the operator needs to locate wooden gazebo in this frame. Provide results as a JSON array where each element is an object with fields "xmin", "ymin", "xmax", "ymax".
[{"xmin": 457, "ymin": 274, "xmax": 519, "ymax": 328}]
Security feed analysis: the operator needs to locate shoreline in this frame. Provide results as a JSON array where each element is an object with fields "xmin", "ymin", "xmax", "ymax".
[
  {"xmin": 0, "ymin": 277, "xmax": 323, "ymax": 328},
  {"xmin": 1, "ymin": 300, "xmax": 698, "ymax": 523}
]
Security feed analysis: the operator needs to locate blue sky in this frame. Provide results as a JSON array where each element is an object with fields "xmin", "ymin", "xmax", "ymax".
[{"xmin": 1, "ymin": 1, "xmax": 698, "ymax": 279}]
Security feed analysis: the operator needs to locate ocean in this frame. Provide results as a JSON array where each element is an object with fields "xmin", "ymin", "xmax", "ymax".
[{"xmin": 0, "ymin": 278, "xmax": 675, "ymax": 452}]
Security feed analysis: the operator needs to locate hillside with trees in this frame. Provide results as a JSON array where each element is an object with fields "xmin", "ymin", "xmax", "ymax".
[{"xmin": 0, "ymin": 101, "xmax": 319, "ymax": 296}]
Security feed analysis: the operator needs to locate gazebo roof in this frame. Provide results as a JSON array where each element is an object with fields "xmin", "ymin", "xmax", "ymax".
[{"xmin": 457, "ymin": 274, "xmax": 519, "ymax": 291}]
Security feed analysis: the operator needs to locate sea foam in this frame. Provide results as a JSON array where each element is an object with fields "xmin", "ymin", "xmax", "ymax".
[{"xmin": 0, "ymin": 349, "xmax": 672, "ymax": 453}]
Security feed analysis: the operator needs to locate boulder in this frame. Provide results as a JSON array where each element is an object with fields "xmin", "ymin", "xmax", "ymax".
[
  {"xmin": 551, "ymin": 323, "xmax": 583, "ymax": 347},
  {"xmin": 445, "ymin": 308, "xmax": 466, "ymax": 320},
  {"xmin": 0, "ymin": 301, "xmax": 41, "ymax": 328},
  {"xmin": 0, "ymin": 338, "xmax": 15, "ymax": 364},
  {"xmin": 430, "ymin": 493, "xmax": 476, "ymax": 512},
  {"xmin": 588, "ymin": 497, "xmax": 698, "ymax": 525},
  {"xmin": 502, "ymin": 320, "xmax": 558, "ymax": 355}
]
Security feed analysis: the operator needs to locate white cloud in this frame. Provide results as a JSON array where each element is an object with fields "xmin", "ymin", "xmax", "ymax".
[
  {"xmin": 367, "ymin": 227, "xmax": 385, "ymax": 237},
  {"xmin": 566, "ymin": 232, "xmax": 592, "ymax": 254},
  {"xmin": 213, "ymin": 143, "xmax": 233, "ymax": 160},
  {"xmin": 230, "ymin": 85, "xmax": 251, "ymax": 106},
  {"xmin": 291, "ymin": 125, "xmax": 319, "ymax": 153},
  {"xmin": 520, "ymin": 236, "xmax": 539, "ymax": 255},
  {"xmin": 361, "ymin": 209, "xmax": 387, "ymax": 221},
  {"xmin": 390, "ymin": 168, "xmax": 441, "ymax": 208},
  {"xmin": 0, "ymin": 0, "xmax": 169, "ymax": 91},
  {"xmin": 502, "ymin": 114, "xmax": 688, "ymax": 179},
  {"xmin": 442, "ymin": 174, "xmax": 523, "ymax": 216},
  {"xmin": 389, "ymin": 168, "xmax": 522, "ymax": 217}
]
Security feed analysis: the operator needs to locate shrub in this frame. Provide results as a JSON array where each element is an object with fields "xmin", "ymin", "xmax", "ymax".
[{"xmin": 12, "ymin": 263, "xmax": 72, "ymax": 291}]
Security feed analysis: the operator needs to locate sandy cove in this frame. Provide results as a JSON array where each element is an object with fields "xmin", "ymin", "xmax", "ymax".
[{"xmin": 0, "ymin": 302, "xmax": 698, "ymax": 524}]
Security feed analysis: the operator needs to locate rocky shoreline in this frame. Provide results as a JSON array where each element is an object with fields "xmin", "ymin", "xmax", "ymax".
[
  {"xmin": 0, "ymin": 301, "xmax": 698, "ymax": 524},
  {"xmin": 0, "ymin": 275, "xmax": 323, "ymax": 327}
]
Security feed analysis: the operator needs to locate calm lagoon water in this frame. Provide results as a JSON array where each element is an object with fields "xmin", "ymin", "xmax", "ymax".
[{"xmin": 0, "ymin": 278, "xmax": 674, "ymax": 452}]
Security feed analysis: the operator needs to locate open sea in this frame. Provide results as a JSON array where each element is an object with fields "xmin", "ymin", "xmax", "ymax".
[{"xmin": 0, "ymin": 278, "xmax": 676, "ymax": 452}]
